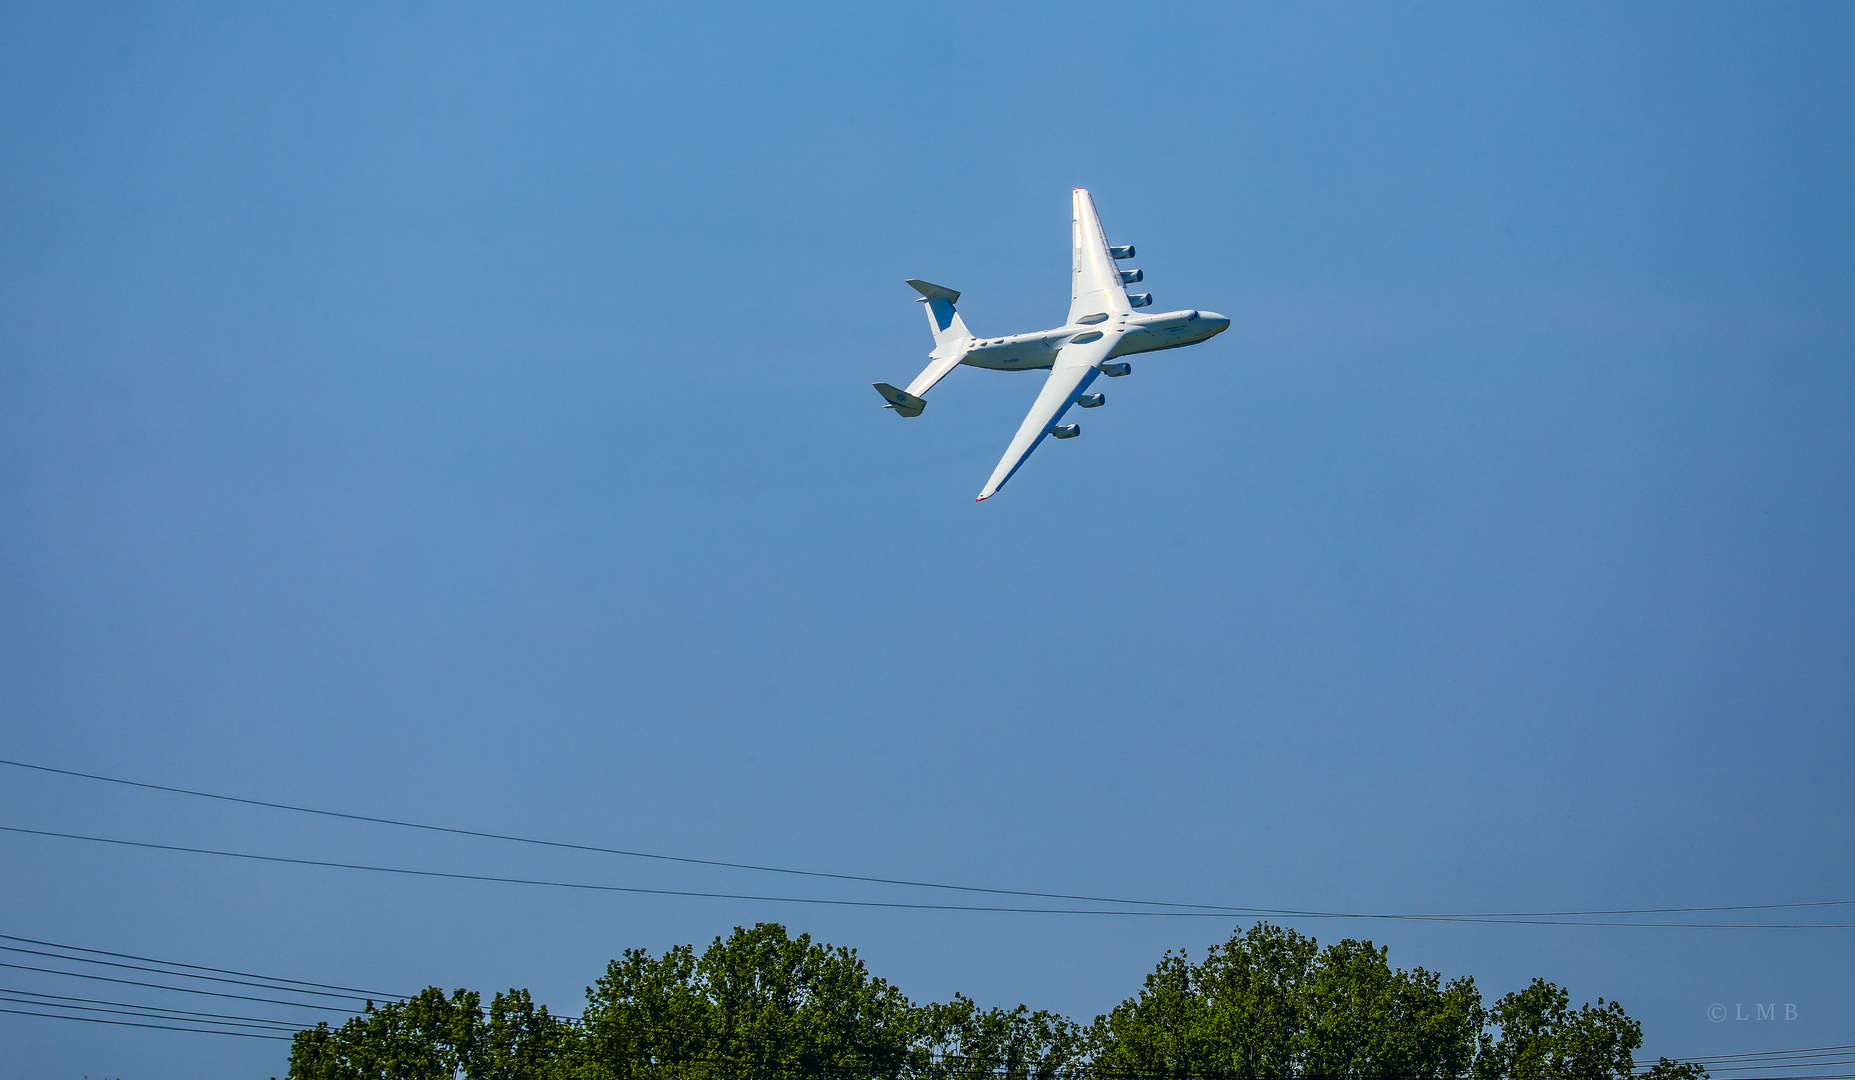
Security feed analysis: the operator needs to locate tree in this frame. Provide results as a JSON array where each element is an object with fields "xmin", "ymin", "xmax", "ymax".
[
  {"xmin": 1296, "ymin": 938, "xmax": 1482, "ymax": 1080},
  {"xmin": 919, "ymin": 994, "xmax": 1086, "ymax": 1080},
  {"xmin": 288, "ymin": 987, "xmax": 570, "ymax": 1080},
  {"xmin": 569, "ymin": 923, "xmax": 922, "ymax": 1080},
  {"xmin": 1474, "ymin": 980, "xmax": 1642, "ymax": 1080},
  {"xmin": 286, "ymin": 922, "xmax": 1706, "ymax": 1080},
  {"xmin": 1085, "ymin": 923, "xmax": 1483, "ymax": 1080}
]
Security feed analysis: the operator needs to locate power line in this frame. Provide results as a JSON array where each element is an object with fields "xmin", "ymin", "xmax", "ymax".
[
  {"xmin": 1672, "ymin": 1047, "xmax": 1855, "ymax": 1064},
  {"xmin": 0, "ymin": 959, "xmax": 365, "ymax": 1011},
  {"xmin": 0, "ymin": 929, "xmax": 1833, "ymax": 1080},
  {"xmin": 10, "ymin": 994, "xmax": 1828, "ymax": 1078},
  {"xmin": 5, "ymin": 825, "xmax": 1853, "ymax": 928},
  {"xmin": 0, "ymin": 993, "xmax": 300, "ymax": 1033},
  {"xmin": 0, "ymin": 985, "xmax": 310, "ymax": 1029},
  {"xmin": 0, "ymin": 932, "xmax": 402, "ymax": 998},
  {"xmin": 0, "ymin": 1004, "xmax": 292, "ymax": 1040},
  {"xmin": 1699, "ymin": 1068, "xmax": 1855, "ymax": 1076},
  {"xmin": 6, "ymin": 757, "xmax": 1852, "ymax": 921},
  {"xmin": 0, "ymin": 757, "xmax": 1239, "ymax": 913},
  {"xmin": 1697, "ymin": 1059, "xmax": 1855, "ymax": 1069},
  {"xmin": 0, "ymin": 826, "xmax": 1238, "ymax": 916},
  {"xmin": 0, "ymin": 942, "xmax": 390, "ymax": 1002},
  {"xmin": 11, "ymin": 933, "xmax": 1817, "ymax": 1080}
]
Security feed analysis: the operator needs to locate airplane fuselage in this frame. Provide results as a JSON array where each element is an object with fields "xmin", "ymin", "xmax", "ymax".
[
  {"xmin": 958, "ymin": 308, "xmax": 1229, "ymax": 372},
  {"xmin": 871, "ymin": 188, "xmax": 1228, "ymax": 499}
]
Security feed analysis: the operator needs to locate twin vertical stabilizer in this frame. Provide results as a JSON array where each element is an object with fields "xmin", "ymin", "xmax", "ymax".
[
  {"xmin": 871, "ymin": 279, "xmax": 973, "ymax": 415},
  {"xmin": 906, "ymin": 278, "xmax": 971, "ymax": 355}
]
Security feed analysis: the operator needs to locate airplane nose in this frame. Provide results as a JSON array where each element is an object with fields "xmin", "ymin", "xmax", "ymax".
[{"xmin": 1199, "ymin": 311, "xmax": 1232, "ymax": 334}]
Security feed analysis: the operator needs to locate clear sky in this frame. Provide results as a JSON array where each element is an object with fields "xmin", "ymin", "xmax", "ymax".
[{"xmin": 1, "ymin": 3, "xmax": 1851, "ymax": 1077}]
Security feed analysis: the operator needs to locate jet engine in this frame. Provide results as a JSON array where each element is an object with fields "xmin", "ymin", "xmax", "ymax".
[
  {"xmin": 1120, "ymin": 269, "xmax": 1143, "ymax": 284},
  {"xmin": 1109, "ymin": 245, "xmax": 1136, "ymax": 259},
  {"xmin": 1097, "ymin": 362, "xmax": 1132, "ymax": 377},
  {"xmin": 1050, "ymin": 424, "xmax": 1081, "ymax": 439},
  {"xmin": 1076, "ymin": 393, "xmax": 1105, "ymax": 408},
  {"xmin": 1128, "ymin": 293, "xmax": 1154, "ymax": 308}
]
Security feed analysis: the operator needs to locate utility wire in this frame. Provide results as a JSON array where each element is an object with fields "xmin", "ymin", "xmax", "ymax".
[
  {"xmin": 1671, "ymin": 1047, "xmax": 1855, "ymax": 1063},
  {"xmin": 0, "ymin": 960, "xmax": 366, "ymax": 1011},
  {"xmin": 1705, "ymin": 1059, "xmax": 1855, "ymax": 1069},
  {"xmin": 5, "ymin": 825, "xmax": 1853, "ymax": 928},
  {"xmin": 7, "ymin": 940, "xmax": 1808, "ymax": 1080},
  {"xmin": 0, "ymin": 985, "xmax": 308, "ymax": 1029},
  {"xmin": 0, "ymin": 1004, "xmax": 292, "ymax": 1040},
  {"xmin": 0, "ymin": 757, "xmax": 1238, "ymax": 912},
  {"xmin": 6, "ymin": 757, "xmax": 1852, "ymax": 921},
  {"xmin": 0, "ymin": 928, "xmax": 1834, "ymax": 1080},
  {"xmin": 11, "ymin": 998, "xmax": 1788, "ymax": 1076},
  {"xmin": 1708, "ymin": 1070, "xmax": 1855, "ymax": 1075},
  {"xmin": 0, "ymin": 826, "xmax": 1242, "ymax": 917},
  {"xmin": 9, "ymin": 998, "xmax": 1823, "ymax": 1076},
  {"xmin": 0, "ymin": 942, "xmax": 389, "ymax": 1002},
  {"xmin": 0, "ymin": 993, "xmax": 300, "ymax": 1033},
  {"xmin": 0, "ymin": 932, "xmax": 402, "ymax": 998}
]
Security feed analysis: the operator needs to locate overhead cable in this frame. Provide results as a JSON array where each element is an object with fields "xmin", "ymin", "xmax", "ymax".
[
  {"xmin": 0, "ymin": 931, "xmax": 401, "ymax": 998},
  {"xmin": 0, "ymin": 942, "xmax": 386, "ymax": 1002},
  {"xmin": 0, "ymin": 959, "xmax": 364, "ymax": 1011},
  {"xmin": 4, "ymin": 825, "xmax": 1851, "ymax": 928},
  {"xmin": 7, "ymin": 757, "xmax": 1851, "ymax": 921},
  {"xmin": 0, "ymin": 985, "xmax": 307, "ymax": 1029},
  {"xmin": 0, "ymin": 993, "xmax": 299, "ymax": 1033},
  {"xmin": 1669, "ymin": 1046, "xmax": 1855, "ymax": 1063},
  {"xmin": 0, "ymin": 1004, "xmax": 291, "ymax": 1039}
]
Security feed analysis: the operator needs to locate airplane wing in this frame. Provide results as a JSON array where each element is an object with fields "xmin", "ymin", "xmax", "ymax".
[
  {"xmin": 975, "ymin": 333, "xmax": 1115, "ymax": 501},
  {"xmin": 1068, "ymin": 188, "xmax": 1133, "ymax": 326}
]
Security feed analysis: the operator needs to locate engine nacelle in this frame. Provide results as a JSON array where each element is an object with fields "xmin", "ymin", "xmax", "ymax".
[
  {"xmin": 1109, "ymin": 245, "xmax": 1135, "ymax": 259},
  {"xmin": 1119, "ymin": 269, "xmax": 1143, "ymax": 284},
  {"xmin": 1076, "ymin": 393, "xmax": 1105, "ymax": 408},
  {"xmin": 1050, "ymin": 424, "xmax": 1081, "ymax": 439},
  {"xmin": 1097, "ymin": 362, "xmax": 1132, "ymax": 377},
  {"xmin": 1128, "ymin": 293, "xmax": 1154, "ymax": 308}
]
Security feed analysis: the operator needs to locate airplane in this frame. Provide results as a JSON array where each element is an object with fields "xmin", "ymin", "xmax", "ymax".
[{"xmin": 874, "ymin": 188, "xmax": 1230, "ymax": 501}]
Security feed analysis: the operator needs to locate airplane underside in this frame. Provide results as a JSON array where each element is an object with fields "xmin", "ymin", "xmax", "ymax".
[{"xmin": 872, "ymin": 189, "xmax": 1230, "ymax": 500}]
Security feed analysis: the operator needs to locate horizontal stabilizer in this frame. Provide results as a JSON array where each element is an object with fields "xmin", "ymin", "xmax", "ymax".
[
  {"xmin": 906, "ymin": 279, "xmax": 961, "ymax": 303},
  {"xmin": 873, "ymin": 382, "xmax": 926, "ymax": 417}
]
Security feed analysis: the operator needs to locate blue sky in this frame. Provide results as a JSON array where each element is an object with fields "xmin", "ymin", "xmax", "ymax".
[{"xmin": 1, "ymin": 3, "xmax": 1851, "ymax": 1076}]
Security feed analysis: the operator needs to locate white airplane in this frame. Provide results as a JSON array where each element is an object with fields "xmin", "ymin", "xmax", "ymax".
[{"xmin": 875, "ymin": 188, "xmax": 1230, "ymax": 501}]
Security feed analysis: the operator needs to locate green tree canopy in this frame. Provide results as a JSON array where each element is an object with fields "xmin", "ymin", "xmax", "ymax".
[
  {"xmin": 1083, "ymin": 924, "xmax": 1482, "ymax": 1080},
  {"xmin": 286, "ymin": 922, "xmax": 1700, "ymax": 1080},
  {"xmin": 289, "ymin": 986, "xmax": 568, "ymax": 1080},
  {"xmin": 572, "ymin": 922, "xmax": 921, "ymax": 1080}
]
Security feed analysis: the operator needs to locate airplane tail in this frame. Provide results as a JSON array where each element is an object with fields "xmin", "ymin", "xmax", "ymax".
[
  {"xmin": 872, "ymin": 279, "xmax": 973, "ymax": 417},
  {"xmin": 906, "ymin": 279, "xmax": 971, "ymax": 352},
  {"xmin": 873, "ymin": 382, "xmax": 927, "ymax": 417}
]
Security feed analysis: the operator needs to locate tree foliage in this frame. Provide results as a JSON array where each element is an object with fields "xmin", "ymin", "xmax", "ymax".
[
  {"xmin": 1084, "ymin": 924, "xmax": 1482, "ymax": 1080},
  {"xmin": 572, "ymin": 923, "xmax": 921, "ymax": 1080},
  {"xmin": 290, "ymin": 987, "xmax": 568, "ymax": 1080},
  {"xmin": 286, "ymin": 923, "xmax": 1701, "ymax": 1080}
]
